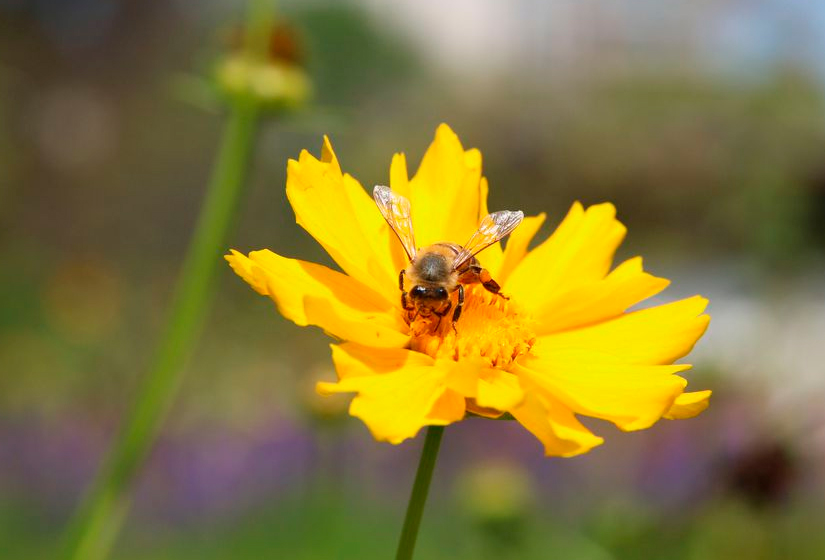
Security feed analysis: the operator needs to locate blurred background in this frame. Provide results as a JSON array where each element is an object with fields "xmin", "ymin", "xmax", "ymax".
[{"xmin": 2, "ymin": 0, "xmax": 825, "ymax": 558}]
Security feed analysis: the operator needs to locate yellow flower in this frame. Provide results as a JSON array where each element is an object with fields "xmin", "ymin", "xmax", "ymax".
[{"xmin": 226, "ymin": 124, "xmax": 711, "ymax": 457}]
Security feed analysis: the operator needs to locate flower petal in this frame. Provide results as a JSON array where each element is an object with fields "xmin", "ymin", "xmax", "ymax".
[
  {"xmin": 318, "ymin": 343, "xmax": 458, "ymax": 443},
  {"xmin": 226, "ymin": 250, "xmax": 408, "ymax": 348},
  {"xmin": 431, "ymin": 359, "xmax": 524, "ymax": 413},
  {"xmin": 476, "ymin": 369, "xmax": 525, "ymax": 411},
  {"xmin": 515, "ymin": 351, "xmax": 691, "ymax": 431},
  {"xmin": 427, "ymin": 389, "xmax": 467, "ymax": 424},
  {"xmin": 473, "ymin": 176, "xmax": 505, "ymax": 274},
  {"xmin": 664, "ymin": 390, "xmax": 712, "ymax": 420},
  {"xmin": 505, "ymin": 202, "xmax": 626, "ymax": 311},
  {"xmin": 535, "ymin": 295, "xmax": 710, "ymax": 365},
  {"xmin": 496, "ymin": 213, "xmax": 546, "ymax": 284},
  {"xmin": 387, "ymin": 152, "xmax": 414, "ymax": 271},
  {"xmin": 286, "ymin": 137, "xmax": 399, "ymax": 303},
  {"xmin": 325, "ymin": 342, "xmax": 434, "ymax": 381},
  {"xmin": 406, "ymin": 124, "xmax": 486, "ymax": 248},
  {"xmin": 303, "ymin": 297, "xmax": 409, "ymax": 348},
  {"xmin": 533, "ymin": 257, "xmax": 670, "ymax": 335},
  {"xmin": 509, "ymin": 389, "xmax": 604, "ymax": 457},
  {"xmin": 390, "ymin": 152, "xmax": 410, "ymax": 195},
  {"xmin": 321, "ymin": 365, "xmax": 451, "ymax": 444}
]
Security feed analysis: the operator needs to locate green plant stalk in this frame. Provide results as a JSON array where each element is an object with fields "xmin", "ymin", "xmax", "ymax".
[
  {"xmin": 62, "ymin": 4, "xmax": 273, "ymax": 558},
  {"xmin": 62, "ymin": 98, "xmax": 259, "ymax": 560},
  {"xmin": 395, "ymin": 426, "xmax": 445, "ymax": 560}
]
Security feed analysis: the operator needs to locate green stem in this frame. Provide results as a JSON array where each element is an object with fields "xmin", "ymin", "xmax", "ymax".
[
  {"xmin": 395, "ymin": 426, "xmax": 445, "ymax": 560},
  {"xmin": 61, "ymin": 4, "xmax": 273, "ymax": 559}
]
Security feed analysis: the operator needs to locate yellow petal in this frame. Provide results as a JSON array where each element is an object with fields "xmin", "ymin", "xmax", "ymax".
[
  {"xmin": 515, "ymin": 351, "xmax": 691, "ymax": 431},
  {"xmin": 496, "ymin": 213, "xmax": 546, "ymax": 284},
  {"xmin": 441, "ymin": 357, "xmax": 483, "ymax": 398},
  {"xmin": 286, "ymin": 136, "xmax": 399, "ymax": 303},
  {"xmin": 505, "ymin": 202, "xmax": 626, "ymax": 311},
  {"xmin": 323, "ymin": 366, "xmax": 449, "ymax": 444},
  {"xmin": 318, "ymin": 352, "xmax": 456, "ymax": 444},
  {"xmin": 664, "ymin": 390, "xmax": 712, "ymax": 420},
  {"xmin": 473, "ymin": 176, "xmax": 505, "ymax": 274},
  {"xmin": 427, "ymin": 389, "xmax": 467, "ymax": 424},
  {"xmin": 326, "ymin": 342, "xmax": 433, "ymax": 382},
  {"xmin": 435, "ymin": 359, "xmax": 524, "ymax": 413},
  {"xmin": 478, "ymin": 173, "xmax": 491, "ymax": 218},
  {"xmin": 226, "ymin": 250, "xmax": 408, "ymax": 348},
  {"xmin": 536, "ymin": 295, "xmax": 710, "ymax": 366},
  {"xmin": 476, "ymin": 369, "xmax": 525, "ymax": 411},
  {"xmin": 385, "ymin": 152, "xmax": 413, "ymax": 272},
  {"xmin": 303, "ymin": 297, "xmax": 409, "ymax": 348},
  {"xmin": 407, "ymin": 124, "xmax": 485, "ymax": 247},
  {"xmin": 466, "ymin": 401, "xmax": 506, "ymax": 419},
  {"xmin": 509, "ymin": 389, "xmax": 604, "ymax": 457},
  {"xmin": 534, "ymin": 257, "xmax": 670, "ymax": 335},
  {"xmin": 390, "ymin": 152, "xmax": 410, "ymax": 196},
  {"xmin": 226, "ymin": 249, "xmax": 270, "ymax": 295}
]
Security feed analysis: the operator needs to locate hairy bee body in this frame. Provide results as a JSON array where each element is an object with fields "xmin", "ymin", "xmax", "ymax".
[
  {"xmin": 373, "ymin": 185, "xmax": 523, "ymax": 329},
  {"xmin": 414, "ymin": 246, "xmax": 457, "ymax": 285},
  {"xmin": 402, "ymin": 243, "xmax": 496, "ymax": 323},
  {"xmin": 403, "ymin": 244, "xmax": 461, "ymax": 319}
]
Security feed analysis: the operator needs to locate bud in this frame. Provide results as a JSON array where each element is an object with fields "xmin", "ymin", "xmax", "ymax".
[{"xmin": 215, "ymin": 22, "xmax": 311, "ymax": 110}]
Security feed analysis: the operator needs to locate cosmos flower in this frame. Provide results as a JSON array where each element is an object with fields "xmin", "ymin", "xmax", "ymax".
[{"xmin": 226, "ymin": 124, "xmax": 710, "ymax": 457}]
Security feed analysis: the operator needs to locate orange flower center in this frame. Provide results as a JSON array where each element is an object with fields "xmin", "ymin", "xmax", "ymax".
[{"xmin": 409, "ymin": 284, "xmax": 536, "ymax": 367}]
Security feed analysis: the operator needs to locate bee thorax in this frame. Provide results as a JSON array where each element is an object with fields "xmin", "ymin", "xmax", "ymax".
[{"xmin": 413, "ymin": 252, "xmax": 451, "ymax": 282}]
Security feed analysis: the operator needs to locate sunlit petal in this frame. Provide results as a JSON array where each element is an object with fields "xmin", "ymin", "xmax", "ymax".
[
  {"xmin": 506, "ymin": 202, "xmax": 626, "ymax": 311},
  {"xmin": 665, "ymin": 390, "xmax": 712, "ymax": 420},
  {"xmin": 516, "ymin": 351, "xmax": 691, "ymax": 431},
  {"xmin": 534, "ymin": 296, "xmax": 710, "ymax": 365},
  {"xmin": 318, "ymin": 344, "xmax": 459, "ymax": 443},
  {"xmin": 226, "ymin": 250, "xmax": 408, "ymax": 347},
  {"xmin": 407, "ymin": 124, "xmax": 486, "ymax": 247},
  {"xmin": 510, "ymin": 389, "xmax": 604, "ymax": 457},
  {"xmin": 286, "ymin": 136, "xmax": 400, "ymax": 303},
  {"xmin": 533, "ymin": 257, "xmax": 670, "ymax": 335},
  {"xmin": 496, "ymin": 213, "xmax": 546, "ymax": 284}
]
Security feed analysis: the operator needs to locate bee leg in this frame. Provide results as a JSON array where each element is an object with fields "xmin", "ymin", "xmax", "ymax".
[
  {"xmin": 398, "ymin": 269, "xmax": 406, "ymax": 291},
  {"xmin": 452, "ymin": 284, "xmax": 464, "ymax": 324},
  {"xmin": 433, "ymin": 301, "xmax": 451, "ymax": 332},
  {"xmin": 485, "ymin": 279, "xmax": 509, "ymax": 300},
  {"xmin": 401, "ymin": 291, "xmax": 415, "ymax": 322},
  {"xmin": 478, "ymin": 268, "xmax": 508, "ymax": 299}
]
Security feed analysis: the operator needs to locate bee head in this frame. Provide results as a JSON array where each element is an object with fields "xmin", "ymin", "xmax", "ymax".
[{"xmin": 410, "ymin": 285, "xmax": 449, "ymax": 301}]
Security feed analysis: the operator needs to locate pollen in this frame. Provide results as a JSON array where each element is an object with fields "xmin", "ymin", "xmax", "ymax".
[{"xmin": 409, "ymin": 284, "xmax": 536, "ymax": 367}]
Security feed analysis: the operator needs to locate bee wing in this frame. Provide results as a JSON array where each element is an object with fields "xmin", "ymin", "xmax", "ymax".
[
  {"xmin": 453, "ymin": 210, "xmax": 524, "ymax": 270},
  {"xmin": 373, "ymin": 185, "xmax": 417, "ymax": 260}
]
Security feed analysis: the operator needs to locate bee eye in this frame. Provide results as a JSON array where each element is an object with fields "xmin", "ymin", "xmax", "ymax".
[
  {"xmin": 411, "ymin": 286, "xmax": 426, "ymax": 297},
  {"xmin": 436, "ymin": 287, "xmax": 448, "ymax": 299}
]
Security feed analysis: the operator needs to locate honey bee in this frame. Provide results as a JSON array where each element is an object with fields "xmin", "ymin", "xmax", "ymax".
[{"xmin": 373, "ymin": 185, "xmax": 524, "ymax": 328}]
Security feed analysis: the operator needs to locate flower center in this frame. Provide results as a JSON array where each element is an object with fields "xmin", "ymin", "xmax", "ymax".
[{"xmin": 409, "ymin": 284, "xmax": 536, "ymax": 367}]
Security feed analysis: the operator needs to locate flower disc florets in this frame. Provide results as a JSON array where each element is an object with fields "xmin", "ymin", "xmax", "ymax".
[{"xmin": 411, "ymin": 284, "xmax": 536, "ymax": 368}]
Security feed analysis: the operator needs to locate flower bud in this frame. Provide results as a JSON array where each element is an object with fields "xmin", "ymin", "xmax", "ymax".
[{"xmin": 215, "ymin": 22, "xmax": 311, "ymax": 109}]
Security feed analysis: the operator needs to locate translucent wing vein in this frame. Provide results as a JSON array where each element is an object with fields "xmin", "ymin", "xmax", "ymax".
[
  {"xmin": 454, "ymin": 210, "xmax": 524, "ymax": 269},
  {"xmin": 373, "ymin": 185, "xmax": 417, "ymax": 260}
]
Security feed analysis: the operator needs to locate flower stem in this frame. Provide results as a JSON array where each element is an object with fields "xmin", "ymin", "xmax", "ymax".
[
  {"xmin": 395, "ymin": 426, "xmax": 445, "ymax": 560},
  {"xmin": 61, "ymin": 3, "xmax": 273, "ymax": 559}
]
